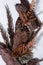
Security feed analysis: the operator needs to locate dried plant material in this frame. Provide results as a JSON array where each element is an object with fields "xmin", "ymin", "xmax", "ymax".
[
  {"xmin": 0, "ymin": 23, "xmax": 9, "ymax": 47},
  {"xmin": 28, "ymin": 58, "xmax": 43, "ymax": 65},
  {"xmin": 0, "ymin": 42, "xmax": 6, "ymax": 49},
  {"xmin": 0, "ymin": 0, "xmax": 43, "ymax": 65},
  {"xmin": 30, "ymin": 0, "xmax": 35, "ymax": 10},
  {"xmin": 13, "ymin": 29, "xmax": 22, "ymax": 50},
  {"xmin": 20, "ymin": 0, "xmax": 30, "ymax": 10},
  {"xmin": 12, "ymin": 44, "xmax": 32, "ymax": 58},
  {"xmin": 5, "ymin": 5, "xmax": 14, "ymax": 48},
  {"xmin": 15, "ymin": 4, "xmax": 28, "ymax": 23},
  {"xmin": 26, "ymin": 38, "xmax": 35, "ymax": 48}
]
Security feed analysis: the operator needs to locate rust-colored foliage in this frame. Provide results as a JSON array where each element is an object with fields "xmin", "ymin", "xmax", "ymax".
[{"xmin": 0, "ymin": 0, "xmax": 43, "ymax": 65}]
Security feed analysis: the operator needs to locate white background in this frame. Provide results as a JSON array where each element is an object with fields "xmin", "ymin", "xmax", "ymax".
[{"xmin": 0, "ymin": 0, "xmax": 43, "ymax": 65}]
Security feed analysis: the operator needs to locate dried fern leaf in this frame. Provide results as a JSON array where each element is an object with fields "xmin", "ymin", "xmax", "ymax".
[
  {"xmin": 5, "ymin": 5, "xmax": 14, "ymax": 48},
  {"xmin": 15, "ymin": 4, "xmax": 28, "ymax": 23},
  {"xmin": 0, "ymin": 23, "xmax": 9, "ymax": 47},
  {"xmin": 20, "ymin": 0, "xmax": 30, "ymax": 10}
]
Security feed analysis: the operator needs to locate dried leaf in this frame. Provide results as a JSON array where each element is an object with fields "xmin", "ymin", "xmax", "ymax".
[
  {"xmin": 5, "ymin": 5, "xmax": 14, "ymax": 48},
  {"xmin": 0, "ymin": 23, "xmax": 9, "ymax": 47}
]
